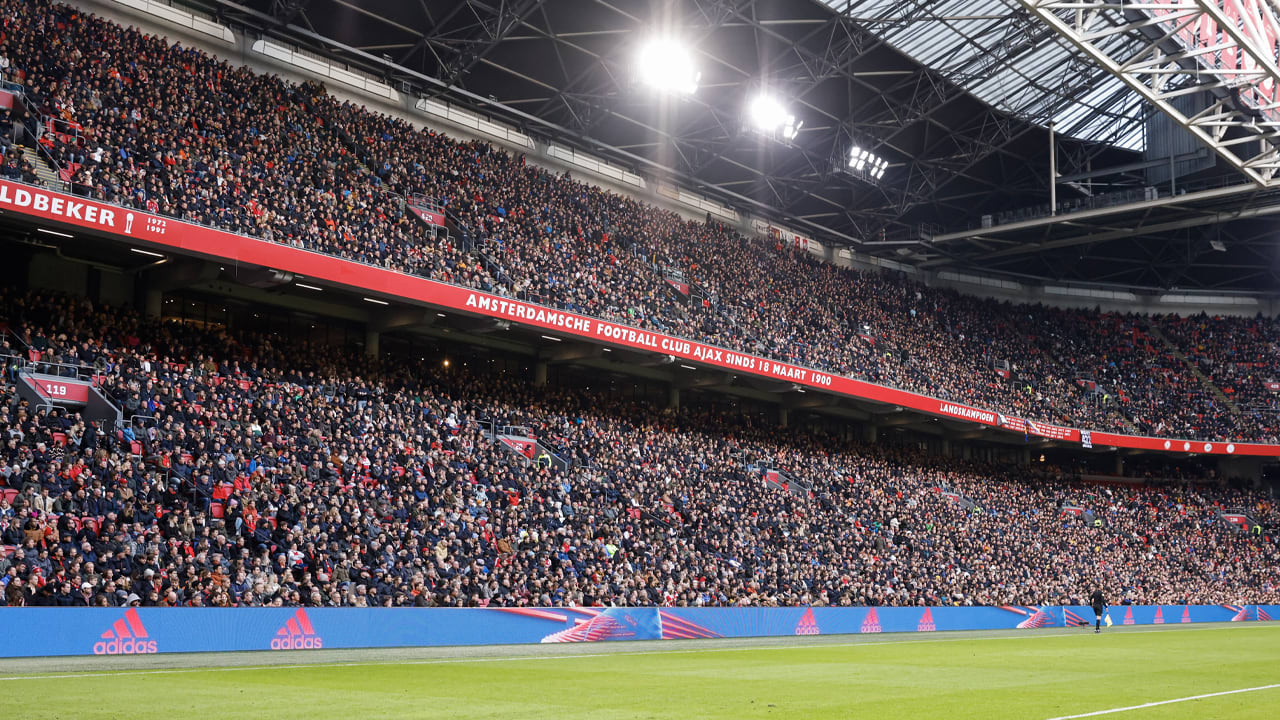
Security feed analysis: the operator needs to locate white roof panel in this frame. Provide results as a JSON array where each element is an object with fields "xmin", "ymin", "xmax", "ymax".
[{"xmin": 826, "ymin": 0, "xmax": 1147, "ymax": 151}]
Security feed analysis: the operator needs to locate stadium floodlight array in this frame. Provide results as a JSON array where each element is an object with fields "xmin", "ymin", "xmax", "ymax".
[
  {"xmin": 636, "ymin": 37, "xmax": 700, "ymax": 95},
  {"xmin": 748, "ymin": 94, "xmax": 801, "ymax": 141},
  {"xmin": 849, "ymin": 145, "xmax": 889, "ymax": 180}
]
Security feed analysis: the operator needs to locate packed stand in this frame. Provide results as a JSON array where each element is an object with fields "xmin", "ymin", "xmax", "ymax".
[
  {"xmin": 1160, "ymin": 314, "xmax": 1280, "ymax": 441},
  {"xmin": 1, "ymin": 0, "xmax": 1277, "ymax": 442},
  {"xmin": 1, "ymin": 288, "xmax": 1278, "ymax": 610}
]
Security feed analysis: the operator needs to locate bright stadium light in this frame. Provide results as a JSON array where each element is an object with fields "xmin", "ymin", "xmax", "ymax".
[
  {"xmin": 636, "ymin": 37, "xmax": 699, "ymax": 95},
  {"xmin": 849, "ymin": 145, "xmax": 889, "ymax": 181},
  {"xmin": 748, "ymin": 94, "xmax": 801, "ymax": 141}
]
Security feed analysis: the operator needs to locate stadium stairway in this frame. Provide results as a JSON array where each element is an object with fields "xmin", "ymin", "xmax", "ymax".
[
  {"xmin": 750, "ymin": 463, "xmax": 813, "ymax": 499},
  {"xmin": 1147, "ymin": 325, "xmax": 1241, "ymax": 417},
  {"xmin": 494, "ymin": 426, "xmax": 571, "ymax": 471},
  {"xmin": 29, "ymin": 150, "xmax": 66, "ymax": 192},
  {"xmin": 1218, "ymin": 507, "xmax": 1264, "ymax": 535}
]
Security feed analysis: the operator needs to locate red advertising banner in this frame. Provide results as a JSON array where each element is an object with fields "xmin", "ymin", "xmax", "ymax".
[
  {"xmin": 28, "ymin": 376, "xmax": 91, "ymax": 404},
  {"xmin": 1024, "ymin": 420, "xmax": 1079, "ymax": 443},
  {"xmin": 997, "ymin": 414, "xmax": 1026, "ymax": 433},
  {"xmin": 2, "ymin": 178, "xmax": 1276, "ymax": 456},
  {"xmin": 1264, "ymin": 381, "xmax": 1280, "ymax": 392}
]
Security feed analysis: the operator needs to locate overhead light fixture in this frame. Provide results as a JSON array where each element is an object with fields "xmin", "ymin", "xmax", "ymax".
[
  {"xmin": 637, "ymin": 37, "xmax": 699, "ymax": 95},
  {"xmin": 748, "ymin": 94, "xmax": 801, "ymax": 141},
  {"xmin": 130, "ymin": 247, "xmax": 165, "ymax": 258},
  {"xmin": 296, "ymin": 283, "xmax": 323, "ymax": 291},
  {"xmin": 37, "ymin": 228, "xmax": 73, "ymax": 239},
  {"xmin": 363, "ymin": 297, "xmax": 389, "ymax": 306},
  {"xmin": 680, "ymin": 364, "xmax": 696, "ymax": 370},
  {"xmin": 849, "ymin": 145, "xmax": 889, "ymax": 181},
  {"xmin": 540, "ymin": 335, "xmax": 563, "ymax": 342}
]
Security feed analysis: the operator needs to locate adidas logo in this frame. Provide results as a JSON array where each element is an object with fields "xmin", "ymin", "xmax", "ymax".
[
  {"xmin": 271, "ymin": 608, "xmax": 323, "ymax": 650},
  {"xmin": 917, "ymin": 607, "xmax": 936, "ymax": 632},
  {"xmin": 794, "ymin": 607, "xmax": 820, "ymax": 635},
  {"xmin": 93, "ymin": 608, "xmax": 158, "ymax": 655},
  {"xmin": 860, "ymin": 608, "xmax": 882, "ymax": 634}
]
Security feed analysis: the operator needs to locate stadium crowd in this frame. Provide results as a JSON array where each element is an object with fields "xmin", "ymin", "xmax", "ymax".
[
  {"xmin": 0, "ymin": 288, "xmax": 1277, "ymax": 611},
  {"xmin": 1, "ymin": 0, "xmax": 1279, "ymax": 447}
]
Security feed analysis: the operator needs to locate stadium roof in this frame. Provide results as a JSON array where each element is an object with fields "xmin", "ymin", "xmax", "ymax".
[
  {"xmin": 825, "ymin": 0, "xmax": 1148, "ymax": 151},
  {"xmin": 188, "ymin": 0, "xmax": 1280, "ymax": 292}
]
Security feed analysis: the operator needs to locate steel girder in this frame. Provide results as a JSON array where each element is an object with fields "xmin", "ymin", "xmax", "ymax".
[{"xmin": 1016, "ymin": 0, "xmax": 1280, "ymax": 186}]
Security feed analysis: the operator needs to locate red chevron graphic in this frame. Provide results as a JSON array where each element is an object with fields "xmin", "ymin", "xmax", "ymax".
[
  {"xmin": 794, "ymin": 607, "xmax": 820, "ymax": 635},
  {"xmin": 860, "ymin": 608, "xmax": 882, "ymax": 634},
  {"xmin": 917, "ymin": 608, "xmax": 936, "ymax": 632},
  {"xmin": 93, "ymin": 608, "xmax": 157, "ymax": 654},
  {"xmin": 271, "ymin": 608, "xmax": 323, "ymax": 649}
]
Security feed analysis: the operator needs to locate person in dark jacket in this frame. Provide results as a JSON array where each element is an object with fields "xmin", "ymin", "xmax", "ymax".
[{"xmin": 1091, "ymin": 588, "xmax": 1107, "ymax": 634}]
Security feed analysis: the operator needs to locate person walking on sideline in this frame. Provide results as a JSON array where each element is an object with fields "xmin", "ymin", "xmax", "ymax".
[{"xmin": 1091, "ymin": 588, "xmax": 1107, "ymax": 634}]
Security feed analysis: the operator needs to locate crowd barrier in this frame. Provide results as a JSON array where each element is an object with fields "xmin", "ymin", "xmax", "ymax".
[{"xmin": 0, "ymin": 604, "xmax": 1275, "ymax": 658}]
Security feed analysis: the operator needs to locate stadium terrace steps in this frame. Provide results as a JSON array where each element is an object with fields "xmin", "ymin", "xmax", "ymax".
[
  {"xmin": 12, "ymin": 367, "xmax": 123, "ymax": 428},
  {"xmin": 28, "ymin": 151, "xmax": 66, "ymax": 193},
  {"xmin": 497, "ymin": 432, "xmax": 570, "ymax": 471},
  {"xmin": 1147, "ymin": 325, "xmax": 1241, "ymax": 417},
  {"xmin": 753, "ymin": 465, "xmax": 813, "ymax": 499},
  {"xmin": 1218, "ymin": 508, "xmax": 1263, "ymax": 535}
]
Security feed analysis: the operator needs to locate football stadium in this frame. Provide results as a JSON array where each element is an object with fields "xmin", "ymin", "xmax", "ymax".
[{"xmin": 1, "ymin": 0, "xmax": 1280, "ymax": 717}]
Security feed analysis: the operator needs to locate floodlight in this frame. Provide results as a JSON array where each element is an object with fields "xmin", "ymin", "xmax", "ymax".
[
  {"xmin": 637, "ymin": 38, "xmax": 699, "ymax": 95},
  {"xmin": 848, "ymin": 145, "xmax": 889, "ymax": 181},
  {"xmin": 750, "ymin": 95, "xmax": 787, "ymax": 130},
  {"xmin": 748, "ymin": 94, "xmax": 801, "ymax": 141}
]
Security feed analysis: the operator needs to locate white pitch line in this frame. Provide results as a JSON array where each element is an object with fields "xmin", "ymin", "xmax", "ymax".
[
  {"xmin": 1045, "ymin": 684, "xmax": 1280, "ymax": 719},
  {"xmin": 0, "ymin": 622, "xmax": 1274, "ymax": 682}
]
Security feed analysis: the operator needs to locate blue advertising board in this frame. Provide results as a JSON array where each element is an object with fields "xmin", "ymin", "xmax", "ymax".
[{"xmin": 0, "ymin": 604, "xmax": 1274, "ymax": 658}]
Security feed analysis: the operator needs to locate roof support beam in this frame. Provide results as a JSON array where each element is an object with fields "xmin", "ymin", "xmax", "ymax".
[{"xmin": 1015, "ymin": 0, "xmax": 1280, "ymax": 186}]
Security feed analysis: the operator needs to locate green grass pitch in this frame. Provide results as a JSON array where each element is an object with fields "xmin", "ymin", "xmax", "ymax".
[{"xmin": 5, "ymin": 624, "xmax": 1278, "ymax": 719}]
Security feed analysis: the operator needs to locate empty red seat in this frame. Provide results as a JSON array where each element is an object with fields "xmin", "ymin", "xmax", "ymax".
[
  {"xmin": 51, "ymin": 432, "xmax": 68, "ymax": 447},
  {"xmin": 210, "ymin": 503, "xmax": 224, "ymax": 519}
]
